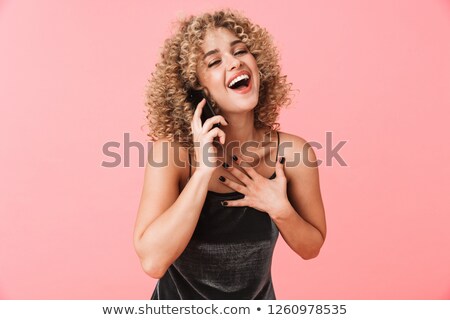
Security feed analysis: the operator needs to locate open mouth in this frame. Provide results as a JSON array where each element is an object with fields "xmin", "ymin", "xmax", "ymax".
[{"xmin": 228, "ymin": 74, "xmax": 251, "ymax": 90}]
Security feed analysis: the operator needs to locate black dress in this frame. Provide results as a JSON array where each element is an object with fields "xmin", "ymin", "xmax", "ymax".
[{"xmin": 151, "ymin": 131, "xmax": 280, "ymax": 299}]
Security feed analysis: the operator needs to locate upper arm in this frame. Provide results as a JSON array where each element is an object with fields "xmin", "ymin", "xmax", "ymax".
[
  {"xmin": 133, "ymin": 139, "xmax": 187, "ymax": 246},
  {"xmin": 284, "ymin": 134, "xmax": 327, "ymax": 240}
]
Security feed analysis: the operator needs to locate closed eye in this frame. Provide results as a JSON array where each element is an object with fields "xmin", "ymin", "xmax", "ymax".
[
  {"xmin": 208, "ymin": 60, "xmax": 221, "ymax": 68},
  {"xmin": 234, "ymin": 50, "xmax": 247, "ymax": 55},
  {"xmin": 207, "ymin": 50, "xmax": 248, "ymax": 68}
]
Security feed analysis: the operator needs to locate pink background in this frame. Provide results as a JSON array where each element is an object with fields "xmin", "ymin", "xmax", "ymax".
[{"xmin": 1, "ymin": 0, "xmax": 449, "ymax": 299}]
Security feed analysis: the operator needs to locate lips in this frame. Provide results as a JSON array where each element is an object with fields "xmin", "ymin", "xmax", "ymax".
[
  {"xmin": 226, "ymin": 70, "xmax": 251, "ymax": 88},
  {"xmin": 230, "ymin": 77, "xmax": 252, "ymax": 94}
]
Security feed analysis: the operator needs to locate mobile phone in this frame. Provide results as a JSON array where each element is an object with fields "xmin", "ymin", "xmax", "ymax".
[{"xmin": 187, "ymin": 89, "xmax": 220, "ymax": 129}]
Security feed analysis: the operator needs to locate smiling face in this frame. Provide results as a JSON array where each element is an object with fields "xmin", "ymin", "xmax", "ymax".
[{"xmin": 196, "ymin": 27, "xmax": 260, "ymax": 114}]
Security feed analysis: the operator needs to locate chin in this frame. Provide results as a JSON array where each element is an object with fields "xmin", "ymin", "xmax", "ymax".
[
  {"xmin": 235, "ymin": 91, "xmax": 259, "ymax": 109},
  {"xmin": 227, "ymin": 98, "xmax": 258, "ymax": 113},
  {"xmin": 216, "ymin": 88, "xmax": 259, "ymax": 112}
]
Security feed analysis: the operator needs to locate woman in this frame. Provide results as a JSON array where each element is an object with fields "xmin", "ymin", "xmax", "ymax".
[{"xmin": 133, "ymin": 9, "xmax": 326, "ymax": 299}]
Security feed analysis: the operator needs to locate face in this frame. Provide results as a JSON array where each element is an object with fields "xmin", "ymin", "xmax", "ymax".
[{"xmin": 196, "ymin": 28, "xmax": 260, "ymax": 113}]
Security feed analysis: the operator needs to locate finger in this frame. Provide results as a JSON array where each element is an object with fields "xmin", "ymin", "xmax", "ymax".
[
  {"xmin": 223, "ymin": 164, "xmax": 253, "ymax": 185},
  {"xmin": 205, "ymin": 127, "xmax": 226, "ymax": 144},
  {"xmin": 218, "ymin": 176, "xmax": 247, "ymax": 195},
  {"xmin": 201, "ymin": 115, "xmax": 228, "ymax": 134},
  {"xmin": 192, "ymin": 98, "xmax": 206, "ymax": 129},
  {"xmin": 231, "ymin": 155, "xmax": 260, "ymax": 180},
  {"xmin": 275, "ymin": 156, "xmax": 287, "ymax": 179},
  {"xmin": 220, "ymin": 198, "xmax": 247, "ymax": 207}
]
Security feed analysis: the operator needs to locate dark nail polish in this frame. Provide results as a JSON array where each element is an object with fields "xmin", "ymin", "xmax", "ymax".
[
  {"xmin": 221, "ymin": 201, "xmax": 228, "ymax": 206},
  {"xmin": 219, "ymin": 176, "xmax": 226, "ymax": 182},
  {"xmin": 222, "ymin": 162, "xmax": 229, "ymax": 168},
  {"xmin": 280, "ymin": 157, "xmax": 285, "ymax": 164},
  {"xmin": 232, "ymin": 155, "xmax": 238, "ymax": 161}
]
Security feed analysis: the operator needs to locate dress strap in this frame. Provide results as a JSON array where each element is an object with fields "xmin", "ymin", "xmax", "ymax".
[
  {"xmin": 188, "ymin": 152, "xmax": 192, "ymax": 179},
  {"xmin": 275, "ymin": 131, "xmax": 280, "ymax": 161}
]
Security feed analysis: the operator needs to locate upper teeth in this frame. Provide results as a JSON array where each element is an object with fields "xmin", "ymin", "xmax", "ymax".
[{"xmin": 228, "ymin": 74, "xmax": 249, "ymax": 88}]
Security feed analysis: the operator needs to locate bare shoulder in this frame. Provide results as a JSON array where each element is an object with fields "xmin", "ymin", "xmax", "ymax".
[
  {"xmin": 146, "ymin": 138, "xmax": 189, "ymax": 178},
  {"xmin": 134, "ymin": 138, "xmax": 188, "ymax": 242},
  {"xmin": 277, "ymin": 131, "xmax": 318, "ymax": 181},
  {"xmin": 278, "ymin": 131, "xmax": 310, "ymax": 152},
  {"xmin": 278, "ymin": 131, "xmax": 326, "ymax": 239}
]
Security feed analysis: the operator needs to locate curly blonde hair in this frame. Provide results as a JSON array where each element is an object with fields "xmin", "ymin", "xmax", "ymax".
[{"xmin": 145, "ymin": 9, "xmax": 293, "ymax": 151}]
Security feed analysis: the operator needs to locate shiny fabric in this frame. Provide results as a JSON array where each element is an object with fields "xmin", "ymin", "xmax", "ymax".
[{"xmin": 151, "ymin": 132, "xmax": 280, "ymax": 300}]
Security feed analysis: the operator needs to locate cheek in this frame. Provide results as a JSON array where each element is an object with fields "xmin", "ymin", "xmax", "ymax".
[
  {"xmin": 196, "ymin": 64, "xmax": 211, "ymax": 87},
  {"xmin": 196, "ymin": 72, "xmax": 208, "ymax": 87},
  {"xmin": 205, "ymin": 74, "xmax": 226, "ymax": 95},
  {"xmin": 247, "ymin": 58, "xmax": 259, "ymax": 78},
  {"xmin": 198, "ymin": 71, "xmax": 215, "ymax": 87}
]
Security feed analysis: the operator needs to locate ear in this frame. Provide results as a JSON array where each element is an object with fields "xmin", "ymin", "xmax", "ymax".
[
  {"xmin": 202, "ymin": 87, "xmax": 210, "ymax": 97},
  {"xmin": 192, "ymin": 86, "xmax": 210, "ymax": 98}
]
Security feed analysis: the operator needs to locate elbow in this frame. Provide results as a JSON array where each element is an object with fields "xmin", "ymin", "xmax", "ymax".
[
  {"xmin": 300, "ymin": 248, "xmax": 321, "ymax": 260},
  {"xmin": 134, "ymin": 240, "xmax": 168, "ymax": 279},
  {"xmin": 141, "ymin": 258, "xmax": 168, "ymax": 279},
  {"xmin": 299, "ymin": 239, "xmax": 325, "ymax": 260}
]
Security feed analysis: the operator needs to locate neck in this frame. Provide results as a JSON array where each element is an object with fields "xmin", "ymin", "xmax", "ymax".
[
  {"xmin": 219, "ymin": 110, "xmax": 270, "ymax": 162},
  {"xmin": 221, "ymin": 109, "xmax": 259, "ymax": 142}
]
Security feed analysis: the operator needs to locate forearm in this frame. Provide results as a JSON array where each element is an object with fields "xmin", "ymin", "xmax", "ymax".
[
  {"xmin": 271, "ymin": 202, "xmax": 325, "ymax": 260},
  {"xmin": 136, "ymin": 169, "xmax": 211, "ymax": 277}
]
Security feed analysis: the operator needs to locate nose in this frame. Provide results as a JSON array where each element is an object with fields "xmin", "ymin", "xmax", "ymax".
[{"xmin": 226, "ymin": 55, "xmax": 241, "ymax": 71}]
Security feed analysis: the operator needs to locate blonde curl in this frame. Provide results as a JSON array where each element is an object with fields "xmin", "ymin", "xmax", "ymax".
[{"xmin": 145, "ymin": 9, "xmax": 293, "ymax": 152}]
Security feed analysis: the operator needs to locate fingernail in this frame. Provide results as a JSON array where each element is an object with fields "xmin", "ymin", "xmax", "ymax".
[
  {"xmin": 232, "ymin": 155, "xmax": 238, "ymax": 162},
  {"xmin": 219, "ymin": 176, "xmax": 226, "ymax": 182},
  {"xmin": 221, "ymin": 201, "xmax": 228, "ymax": 206},
  {"xmin": 222, "ymin": 162, "xmax": 229, "ymax": 168},
  {"xmin": 279, "ymin": 157, "xmax": 285, "ymax": 164}
]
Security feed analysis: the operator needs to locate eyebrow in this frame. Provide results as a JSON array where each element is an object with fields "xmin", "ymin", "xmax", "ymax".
[{"xmin": 202, "ymin": 40, "xmax": 245, "ymax": 60}]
